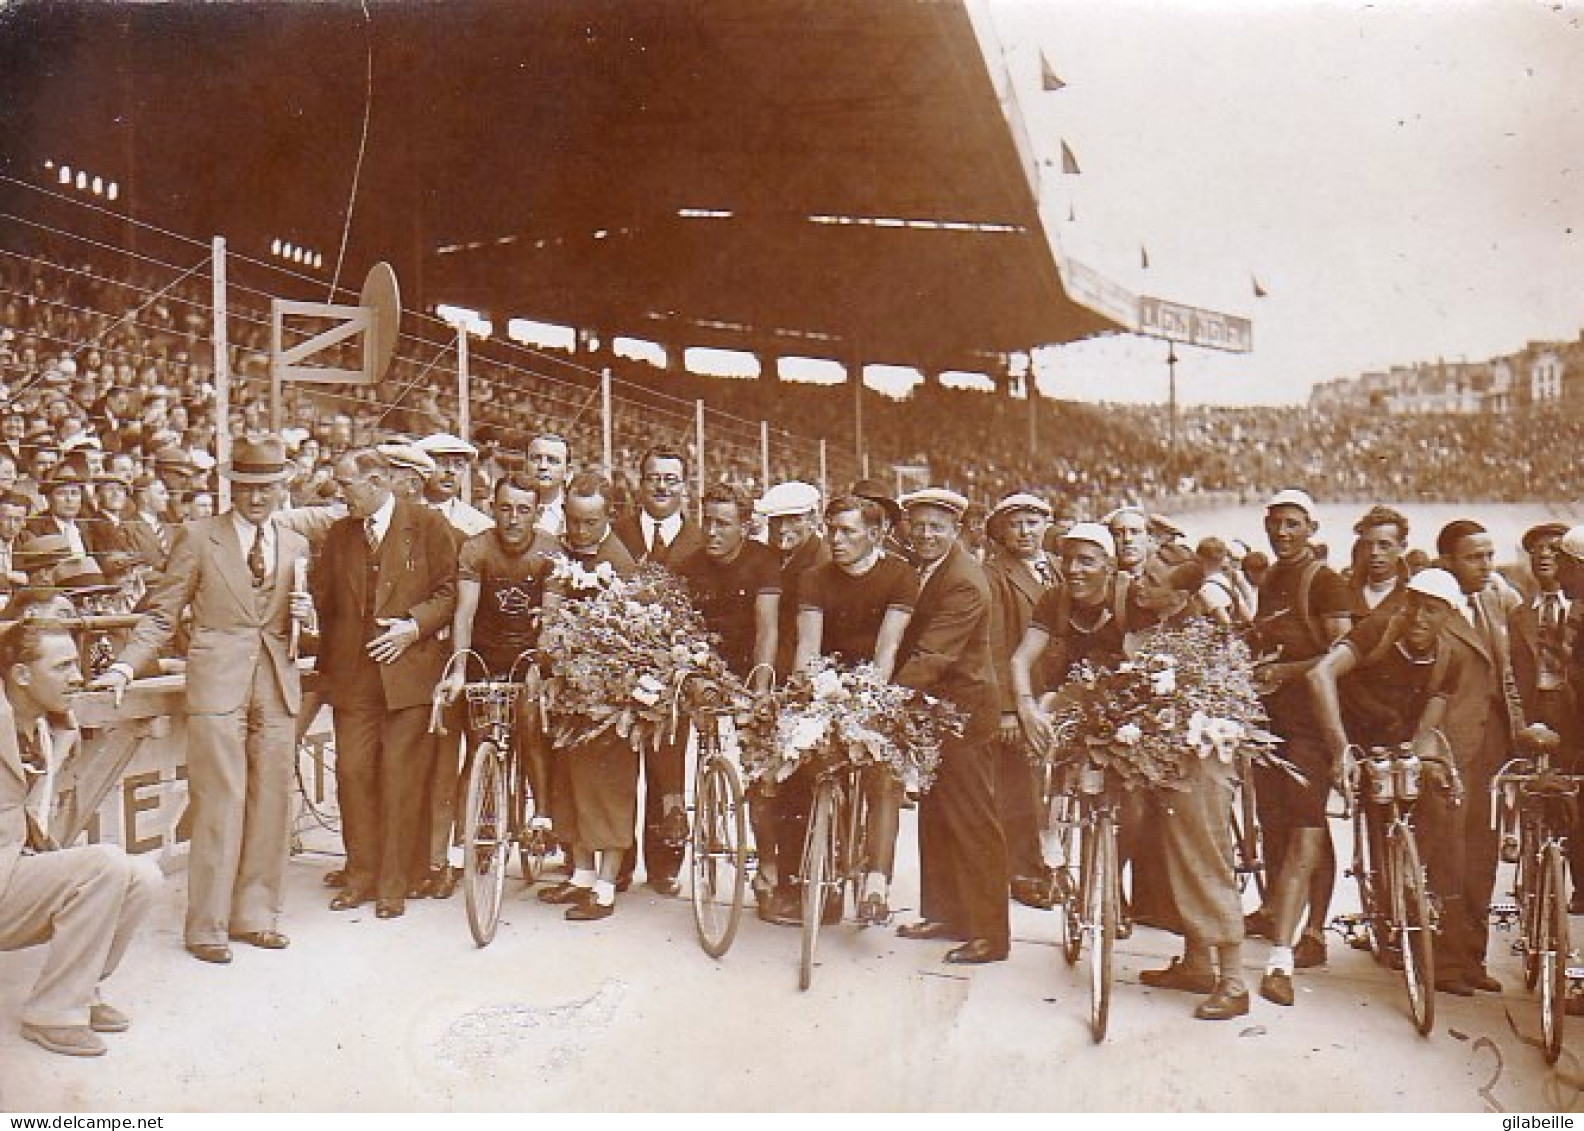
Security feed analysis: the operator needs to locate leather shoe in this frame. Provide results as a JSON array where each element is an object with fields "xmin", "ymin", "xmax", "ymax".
[
  {"xmin": 375, "ymin": 897, "xmax": 405, "ymax": 919},
  {"xmin": 1436, "ymin": 975, "xmax": 1476, "ymax": 997},
  {"xmin": 897, "ymin": 919, "xmax": 966, "ymax": 942},
  {"xmin": 764, "ymin": 888, "xmax": 801, "ymax": 927},
  {"xmin": 1467, "ymin": 971, "xmax": 1503, "ymax": 993},
  {"xmin": 429, "ymin": 865, "xmax": 459, "ymax": 900},
  {"xmin": 21, "ymin": 1023, "xmax": 106, "ymax": 1057},
  {"xmin": 944, "ymin": 938, "xmax": 1009, "ymax": 964},
  {"xmin": 566, "ymin": 899, "xmax": 614, "ymax": 921},
  {"xmin": 858, "ymin": 893, "xmax": 890, "ymax": 925},
  {"xmin": 538, "ymin": 880, "xmax": 591, "ymax": 905},
  {"xmin": 229, "ymin": 930, "xmax": 289, "ymax": 950},
  {"xmin": 1244, "ymin": 909, "xmax": 1274, "ymax": 940},
  {"xmin": 322, "ymin": 868, "xmax": 346, "ymax": 888},
  {"xmin": 1140, "ymin": 958, "xmax": 1217, "ymax": 995},
  {"xmin": 649, "ymin": 875, "xmax": 682, "ymax": 897},
  {"xmin": 89, "ymin": 1003, "xmax": 130, "ymax": 1033},
  {"xmin": 1010, "ymin": 874, "xmax": 1055, "ymax": 910},
  {"xmin": 1293, "ymin": 933, "xmax": 1327, "ymax": 969},
  {"xmin": 405, "ymin": 879, "xmax": 430, "ymax": 900},
  {"xmin": 1259, "ymin": 970, "xmax": 1294, "ymax": 1006},
  {"xmin": 1194, "ymin": 981, "xmax": 1251, "ymax": 1021},
  {"xmin": 186, "ymin": 943, "xmax": 233, "ymax": 965},
  {"xmin": 329, "ymin": 888, "xmax": 367, "ymax": 912}
]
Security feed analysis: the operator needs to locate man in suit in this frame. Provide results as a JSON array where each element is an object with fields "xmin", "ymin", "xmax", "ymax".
[
  {"xmin": 96, "ymin": 435, "xmax": 314, "ymax": 963},
  {"xmin": 527, "ymin": 433, "xmax": 571, "ymax": 537},
  {"xmin": 981, "ymin": 491, "xmax": 1060, "ymax": 909},
  {"xmin": 315, "ymin": 449, "xmax": 457, "ymax": 920},
  {"xmin": 415, "ymin": 432, "xmax": 493, "ymax": 537},
  {"xmin": 1426, "ymin": 519, "xmax": 1526, "ymax": 995},
  {"xmin": 612, "ymin": 445, "xmax": 702, "ymax": 895},
  {"xmin": 120, "ymin": 473, "xmax": 174, "ymax": 572},
  {"xmin": 27, "ymin": 456, "xmax": 116, "ymax": 558},
  {"xmin": 891, "ymin": 488, "xmax": 1010, "ymax": 964},
  {"xmin": 0, "ymin": 620, "xmax": 160, "ymax": 1056}
]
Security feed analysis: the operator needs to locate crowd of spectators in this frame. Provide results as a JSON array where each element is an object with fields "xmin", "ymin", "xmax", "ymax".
[{"xmin": 3, "ymin": 240, "xmax": 1582, "ymax": 531}]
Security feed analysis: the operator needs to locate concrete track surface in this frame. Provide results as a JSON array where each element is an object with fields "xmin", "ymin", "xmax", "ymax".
[{"xmin": 2, "ymin": 808, "xmax": 1577, "ymax": 1113}]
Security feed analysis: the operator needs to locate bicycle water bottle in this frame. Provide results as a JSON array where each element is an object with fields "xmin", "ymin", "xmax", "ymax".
[
  {"xmin": 1394, "ymin": 747, "xmax": 1421, "ymax": 801},
  {"xmin": 1369, "ymin": 749, "xmax": 1396, "ymax": 804}
]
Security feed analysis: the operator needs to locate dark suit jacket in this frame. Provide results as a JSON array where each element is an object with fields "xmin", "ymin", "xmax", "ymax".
[
  {"xmin": 119, "ymin": 515, "xmax": 173, "ymax": 571},
  {"xmin": 1439, "ymin": 587, "xmax": 1524, "ymax": 769},
  {"xmin": 25, "ymin": 511, "xmax": 119, "ymax": 557},
  {"xmin": 1509, "ymin": 594, "xmax": 1583, "ymax": 748},
  {"xmin": 313, "ymin": 499, "xmax": 457, "ymax": 712},
  {"xmin": 612, "ymin": 511, "xmax": 703, "ymax": 569},
  {"xmin": 895, "ymin": 542, "xmax": 999, "ymax": 745},
  {"xmin": 982, "ymin": 542, "xmax": 1057, "ymax": 715},
  {"xmin": 118, "ymin": 514, "xmax": 310, "ymax": 715}
]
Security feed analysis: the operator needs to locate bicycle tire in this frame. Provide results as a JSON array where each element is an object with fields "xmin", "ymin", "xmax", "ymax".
[
  {"xmin": 1088, "ymin": 811, "xmax": 1116, "ymax": 1044},
  {"xmin": 462, "ymin": 740, "xmax": 509, "ymax": 948},
  {"xmin": 799, "ymin": 782, "xmax": 838, "ymax": 991},
  {"xmin": 691, "ymin": 759, "xmax": 748, "ymax": 959},
  {"xmin": 1059, "ymin": 797, "xmax": 1085, "ymax": 966},
  {"xmin": 1391, "ymin": 826, "xmax": 1435, "ymax": 1037},
  {"xmin": 510, "ymin": 743, "xmax": 548, "ymax": 884},
  {"xmin": 1523, "ymin": 819, "xmax": 1543, "ymax": 992},
  {"xmin": 1540, "ymin": 842, "xmax": 1569, "ymax": 1064},
  {"xmin": 1352, "ymin": 803, "xmax": 1387, "ymax": 962},
  {"xmin": 1233, "ymin": 771, "xmax": 1267, "ymax": 901}
]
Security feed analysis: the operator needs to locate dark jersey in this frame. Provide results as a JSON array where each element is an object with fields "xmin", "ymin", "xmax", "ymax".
[
  {"xmin": 800, "ymin": 554, "xmax": 918, "ymax": 665},
  {"xmin": 458, "ymin": 529, "xmax": 558, "ymax": 675},
  {"xmin": 1338, "ymin": 609, "xmax": 1461, "ymax": 749},
  {"xmin": 675, "ymin": 541, "xmax": 781, "ymax": 677}
]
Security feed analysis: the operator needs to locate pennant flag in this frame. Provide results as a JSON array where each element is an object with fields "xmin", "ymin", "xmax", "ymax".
[
  {"xmin": 1140, "ymin": 244, "xmax": 1151, "ymax": 269},
  {"xmin": 1040, "ymin": 52, "xmax": 1067, "ymax": 92},
  {"xmin": 1060, "ymin": 140, "xmax": 1081, "ymax": 175},
  {"xmin": 1252, "ymin": 274, "xmax": 1268, "ymax": 298}
]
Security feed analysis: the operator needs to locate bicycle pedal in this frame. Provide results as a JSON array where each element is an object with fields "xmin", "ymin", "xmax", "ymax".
[{"xmin": 1565, "ymin": 966, "xmax": 1584, "ymax": 981}]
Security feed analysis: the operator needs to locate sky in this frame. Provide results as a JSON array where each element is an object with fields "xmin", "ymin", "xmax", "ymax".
[{"xmin": 968, "ymin": 0, "xmax": 1584, "ymax": 406}]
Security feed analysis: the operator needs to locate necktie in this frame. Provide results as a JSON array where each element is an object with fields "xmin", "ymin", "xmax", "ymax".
[
  {"xmin": 1035, "ymin": 559, "xmax": 1056, "ymax": 587},
  {"xmin": 248, "ymin": 524, "xmax": 266, "ymax": 586},
  {"xmin": 364, "ymin": 516, "xmax": 379, "ymax": 551},
  {"xmin": 1542, "ymin": 592, "xmax": 1562, "ymax": 634}
]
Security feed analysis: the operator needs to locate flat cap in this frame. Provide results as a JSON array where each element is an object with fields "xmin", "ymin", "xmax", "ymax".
[
  {"xmin": 989, "ymin": 492, "xmax": 1052, "ymax": 521},
  {"xmin": 1265, "ymin": 488, "xmax": 1317, "ymax": 520},
  {"xmin": 755, "ymin": 480, "xmax": 821, "ymax": 518},
  {"xmin": 377, "ymin": 442, "xmax": 437, "ymax": 475},
  {"xmin": 415, "ymin": 432, "xmax": 478, "ymax": 458},
  {"xmin": 1062, "ymin": 521, "xmax": 1117, "ymax": 560},
  {"xmin": 899, "ymin": 487, "xmax": 970, "ymax": 518},
  {"xmin": 1521, "ymin": 522, "xmax": 1569, "ymax": 553}
]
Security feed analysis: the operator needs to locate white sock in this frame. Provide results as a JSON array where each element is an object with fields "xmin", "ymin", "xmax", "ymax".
[
  {"xmin": 571, "ymin": 868, "xmax": 597, "ymax": 890},
  {"xmin": 863, "ymin": 871, "xmax": 888, "ymax": 900},
  {"xmin": 1267, "ymin": 945, "xmax": 1293, "ymax": 975},
  {"xmin": 592, "ymin": 880, "xmax": 616, "ymax": 906}
]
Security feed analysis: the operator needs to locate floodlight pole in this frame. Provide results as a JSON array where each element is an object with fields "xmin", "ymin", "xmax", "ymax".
[
  {"xmin": 212, "ymin": 236, "xmax": 231, "ymax": 512},
  {"xmin": 695, "ymin": 398, "xmax": 706, "ymax": 524},
  {"xmin": 1167, "ymin": 342, "xmax": 1179, "ymax": 457},
  {"xmin": 818, "ymin": 439, "xmax": 828, "ymax": 502},
  {"xmin": 601, "ymin": 368, "xmax": 613, "ymax": 476},
  {"xmin": 456, "ymin": 322, "xmax": 471, "ymax": 503},
  {"xmin": 760, "ymin": 419, "xmax": 770, "ymax": 491}
]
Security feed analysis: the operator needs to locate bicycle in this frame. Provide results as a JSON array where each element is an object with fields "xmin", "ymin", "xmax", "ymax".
[
  {"xmin": 1491, "ymin": 726, "xmax": 1581, "ymax": 1065},
  {"xmin": 680, "ymin": 675, "xmax": 750, "ymax": 958},
  {"xmin": 1228, "ymin": 744, "xmax": 1267, "ymax": 901},
  {"xmin": 431, "ymin": 650, "xmax": 551, "ymax": 948},
  {"xmin": 1331, "ymin": 736, "xmax": 1452, "ymax": 1037},
  {"xmin": 796, "ymin": 747, "xmax": 872, "ymax": 991}
]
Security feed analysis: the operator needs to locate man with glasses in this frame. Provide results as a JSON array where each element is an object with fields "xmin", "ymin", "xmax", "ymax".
[
  {"xmin": 415, "ymin": 432, "xmax": 493, "ymax": 537},
  {"xmin": 95, "ymin": 436, "xmax": 315, "ymax": 963},
  {"xmin": 612, "ymin": 446, "xmax": 703, "ymax": 896}
]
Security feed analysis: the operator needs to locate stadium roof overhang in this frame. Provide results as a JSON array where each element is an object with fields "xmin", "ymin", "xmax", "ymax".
[{"xmin": 0, "ymin": 0, "xmax": 1122, "ymax": 376}]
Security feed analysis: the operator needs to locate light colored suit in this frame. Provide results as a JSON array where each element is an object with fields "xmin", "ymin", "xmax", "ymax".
[
  {"xmin": 0, "ymin": 695, "xmax": 160, "ymax": 1027},
  {"xmin": 116, "ymin": 513, "xmax": 310, "ymax": 945}
]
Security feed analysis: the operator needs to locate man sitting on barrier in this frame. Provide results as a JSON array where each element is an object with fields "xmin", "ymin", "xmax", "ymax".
[{"xmin": 0, "ymin": 620, "xmax": 161, "ymax": 1057}]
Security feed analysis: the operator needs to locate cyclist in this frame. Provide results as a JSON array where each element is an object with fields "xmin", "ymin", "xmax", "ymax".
[{"xmin": 1307, "ymin": 567, "xmax": 1467, "ymax": 988}]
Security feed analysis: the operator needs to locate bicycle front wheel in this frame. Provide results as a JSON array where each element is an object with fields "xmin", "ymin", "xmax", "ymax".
[
  {"xmin": 1352, "ymin": 804, "xmax": 1386, "ymax": 961},
  {"xmin": 691, "ymin": 759, "xmax": 748, "ymax": 959},
  {"xmin": 462, "ymin": 740, "xmax": 510, "ymax": 948},
  {"xmin": 799, "ymin": 782, "xmax": 839, "ymax": 991},
  {"xmin": 1087, "ymin": 811, "xmax": 1117, "ymax": 1043},
  {"xmin": 1390, "ymin": 826, "xmax": 1435, "ymax": 1037},
  {"xmin": 1059, "ymin": 797, "xmax": 1085, "ymax": 966},
  {"xmin": 1231, "ymin": 773, "xmax": 1266, "ymax": 901},
  {"xmin": 1539, "ymin": 842, "xmax": 1569, "ymax": 1064},
  {"xmin": 1522, "ymin": 817, "xmax": 1544, "ymax": 992}
]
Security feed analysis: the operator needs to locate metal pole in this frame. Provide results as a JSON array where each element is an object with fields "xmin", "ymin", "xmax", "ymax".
[
  {"xmin": 760, "ymin": 420, "xmax": 770, "ymax": 490},
  {"xmin": 212, "ymin": 236, "xmax": 231, "ymax": 513},
  {"xmin": 695, "ymin": 398, "xmax": 706, "ymax": 524},
  {"xmin": 601, "ymin": 368, "xmax": 613, "ymax": 475},
  {"xmin": 456, "ymin": 322, "xmax": 471, "ymax": 503},
  {"xmin": 818, "ymin": 438, "xmax": 828, "ymax": 501},
  {"xmin": 1167, "ymin": 343, "xmax": 1179, "ymax": 457},
  {"xmin": 1028, "ymin": 363, "xmax": 1038, "ymax": 464},
  {"xmin": 852, "ymin": 353, "xmax": 864, "ymax": 466}
]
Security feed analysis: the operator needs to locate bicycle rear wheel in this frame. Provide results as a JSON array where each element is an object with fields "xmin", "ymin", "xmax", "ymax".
[
  {"xmin": 691, "ymin": 759, "xmax": 748, "ymax": 958},
  {"xmin": 1087, "ymin": 811, "xmax": 1117, "ymax": 1043},
  {"xmin": 1352, "ymin": 805, "xmax": 1387, "ymax": 961},
  {"xmin": 1522, "ymin": 818, "xmax": 1544, "ymax": 991},
  {"xmin": 1539, "ymin": 842, "xmax": 1569, "ymax": 1064},
  {"xmin": 799, "ymin": 782, "xmax": 838, "ymax": 991},
  {"xmin": 1231, "ymin": 773, "xmax": 1266, "ymax": 901},
  {"xmin": 1390, "ymin": 826, "xmax": 1435, "ymax": 1037},
  {"xmin": 1059, "ymin": 798, "xmax": 1085, "ymax": 966},
  {"xmin": 462, "ymin": 741, "xmax": 509, "ymax": 948}
]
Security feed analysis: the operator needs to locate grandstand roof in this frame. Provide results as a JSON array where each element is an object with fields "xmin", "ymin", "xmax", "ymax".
[{"xmin": 0, "ymin": 0, "xmax": 1120, "ymax": 375}]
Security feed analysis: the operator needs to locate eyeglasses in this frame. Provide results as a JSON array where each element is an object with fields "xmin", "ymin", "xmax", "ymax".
[{"xmin": 644, "ymin": 474, "xmax": 684, "ymax": 488}]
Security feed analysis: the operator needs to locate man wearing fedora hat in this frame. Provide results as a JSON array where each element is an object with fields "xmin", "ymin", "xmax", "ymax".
[
  {"xmin": 94, "ymin": 434, "xmax": 315, "ymax": 964},
  {"xmin": 27, "ymin": 454, "xmax": 116, "ymax": 560}
]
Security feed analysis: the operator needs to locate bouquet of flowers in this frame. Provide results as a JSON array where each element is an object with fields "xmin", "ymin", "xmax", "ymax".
[
  {"xmin": 1048, "ymin": 617, "xmax": 1285, "ymax": 793},
  {"xmin": 735, "ymin": 656, "xmax": 962, "ymax": 793},
  {"xmin": 539, "ymin": 559, "xmax": 743, "ymax": 753}
]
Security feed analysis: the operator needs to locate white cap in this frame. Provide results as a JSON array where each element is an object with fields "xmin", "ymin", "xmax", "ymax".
[
  {"xmin": 899, "ymin": 487, "xmax": 970, "ymax": 518},
  {"xmin": 1405, "ymin": 567, "xmax": 1463, "ymax": 610},
  {"xmin": 989, "ymin": 491, "xmax": 1053, "ymax": 521},
  {"xmin": 1265, "ymin": 488, "xmax": 1317, "ymax": 520},
  {"xmin": 414, "ymin": 432, "xmax": 478, "ymax": 458},
  {"xmin": 1561, "ymin": 525, "xmax": 1584, "ymax": 560},
  {"xmin": 1062, "ymin": 521, "xmax": 1116, "ymax": 560},
  {"xmin": 378, "ymin": 442, "xmax": 437, "ymax": 475},
  {"xmin": 756, "ymin": 480, "xmax": 821, "ymax": 518}
]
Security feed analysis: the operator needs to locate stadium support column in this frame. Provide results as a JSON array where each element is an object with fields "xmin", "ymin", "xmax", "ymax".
[
  {"xmin": 212, "ymin": 236, "xmax": 230, "ymax": 513},
  {"xmin": 849, "ymin": 344, "xmax": 865, "ymax": 468},
  {"xmin": 758, "ymin": 351, "xmax": 779, "ymax": 384},
  {"xmin": 1167, "ymin": 343, "xmax": 1179, "ymax": 459}
]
